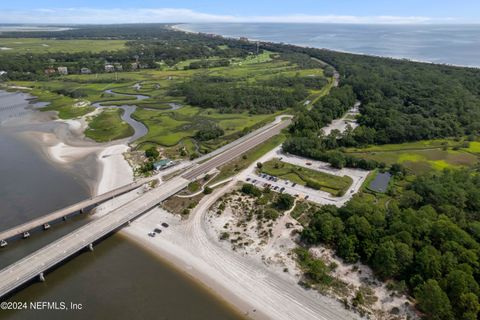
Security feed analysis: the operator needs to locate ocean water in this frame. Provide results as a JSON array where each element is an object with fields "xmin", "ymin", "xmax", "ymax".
[{"xmin": 179, "ymin": 23, "xmax": 480, "ymax": 67}]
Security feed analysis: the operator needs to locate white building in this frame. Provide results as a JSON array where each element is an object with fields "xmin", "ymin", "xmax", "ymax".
[
  {"xmin": 80, "ymin": 67, "xmax": 92, "ymax": 74},
  {"xmin": 57, "ymin": 67, "xmax": 68, "ymax": 75},
  {"xmin": 105, "ymin": 64, "xmax": 115, "ymax": 72}
]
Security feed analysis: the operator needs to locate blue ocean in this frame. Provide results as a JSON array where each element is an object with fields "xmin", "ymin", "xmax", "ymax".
[{"xmin": 178, "ymin": 23, "xmax": 480, "ymax": 67}]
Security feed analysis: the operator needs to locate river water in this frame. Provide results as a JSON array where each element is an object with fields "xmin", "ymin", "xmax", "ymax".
[{"xmin": 0, "ymin": 91, "xmax": 242, "ymax": 319}]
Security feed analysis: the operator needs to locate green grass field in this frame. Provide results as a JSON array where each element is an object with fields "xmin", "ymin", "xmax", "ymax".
[
  {"xmin": 85, "ymin": 108, "xmax": 134, "ymax": 142},
  {"xmin": 345, "ymin": 139, "xmax": 480, "ymax": 174},
  {"xmin": 463, "ymin": 141, "xmax": 480, "ymax": 154},
  {"xmin": 260, "ymin": 159, "xmax": 353, "ymax": 196},
  {"xmin": 7, "ymin": 51, "xmax": 332, "ymax": 155},
  {"xmin": 0, "ymin": 38, "xmax": 126, "ymax": 54}
]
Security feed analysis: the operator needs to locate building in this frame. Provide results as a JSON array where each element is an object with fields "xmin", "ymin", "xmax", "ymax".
[
  {"xmin": 57, "ymin": 67, "xmax": 68, "ymax": 75},
  {"xmin": 114, "ymin": 63, "xmax": 123, "ymax": 71},
  {"xmin": 80, "ymin": 67, "xmax": 92, "ymax": 74},
  {"xmin": 153, "ymin": 159, "xmax": 175, "ymax": 171},
  {"xmin": 0, "ymin": 71, "xmax": 7, "ymax": 76},
  {"xmin": 130, "ymin": 62, "xmax": 139, "ymax": 70},
  {"xmin": 44, "ymin": 68, "xmax": 56, "ymax": 75},
  {"xmin": 105, "ymin": 64, "xmax": 115, "ymax": 72}
]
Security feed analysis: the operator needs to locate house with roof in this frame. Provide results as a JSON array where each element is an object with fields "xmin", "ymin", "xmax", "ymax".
[
  {"xmin": 57, "ymin": 67, "xmax": 68, "ymax": 75},
  {"xmin": 153, "ymin": 159, "xmax": 175, "ymax": 171},
  {"xmin": 80, "ymin": 67, "xmax": 92, "ymax": 74},
  {"xmin": 105, "ymin": 64, "xmax": 115, "ymax": 72}
]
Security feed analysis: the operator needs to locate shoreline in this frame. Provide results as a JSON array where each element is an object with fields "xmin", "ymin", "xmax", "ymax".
[
  {"xmin": 3, "ymin": 92, "xmax": 248, "ymax": 316},
  {"xmin": 119, "ymin": 180, "xmax": 360, "ymax": 320},
  {"xmin": 172, "ymin": 23, "xmax": 480, "ymax": 69}
]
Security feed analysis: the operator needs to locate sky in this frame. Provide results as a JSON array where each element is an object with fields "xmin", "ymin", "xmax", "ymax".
[{"xmin": 1, "ymin": 0, "xmax": 479, "ymax": 24}]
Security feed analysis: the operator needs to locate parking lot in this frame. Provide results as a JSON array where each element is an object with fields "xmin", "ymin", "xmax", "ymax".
[{"xmin": 239, "ymin": 148, "xmax": 369, "ymax": 207}]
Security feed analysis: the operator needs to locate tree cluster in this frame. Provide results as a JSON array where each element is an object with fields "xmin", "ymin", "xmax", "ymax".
[{"xmin": 301, "ymin": 169, "xmax": 480, "ymax": 319}]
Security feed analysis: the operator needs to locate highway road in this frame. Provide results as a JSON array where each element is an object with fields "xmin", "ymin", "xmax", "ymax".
[
  {"xmin": 0, "ymin": 176, "xmax": 190, "ymax": 298},
  {"xmin": 183, "ymin": 118, "xmax": 290, "ymax": 180},
  {"xmin": 0, "ymin": 177, "xmax": 155, "ymax": 243},
  {"xmin": 0, "ymin": 117, "xmax": 291, "ymax": 299}
]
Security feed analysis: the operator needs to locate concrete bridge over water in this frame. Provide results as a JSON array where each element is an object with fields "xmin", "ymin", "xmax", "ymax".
[{"xmin": 0, "ymin": 117, "xmax": 290, "ymax": 299}]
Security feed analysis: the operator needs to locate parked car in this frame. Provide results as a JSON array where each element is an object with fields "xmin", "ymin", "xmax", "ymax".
[
  {"xmin": 148, "ymin": 232, "xmax": 156, "ymax": 237},
  {"xmin": 306, "ymin": 162, "xmax": 312, "ymax": 166},
  {"xmin": 161, "ymin": 222, "xmax": 169, "ymax": 228},
  {"xmin": 292, "ymin": 183, "xmax": 297, "ymax": 187},
  {"xmin": 154, "ymin": 228, "xmax": 162, "ymax": 233},
  {"xmin": 246, "ymin": 177, "xmax": 251, "ymax": 181},
  {"xmin": 305, "ymin": 195, "xmax": 309, "ymax": 200}
]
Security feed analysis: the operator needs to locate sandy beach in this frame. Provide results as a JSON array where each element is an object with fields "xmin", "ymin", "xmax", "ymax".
[{"xmin": 121, "ymin": 182, "xmax": 360, "ymax": 320}]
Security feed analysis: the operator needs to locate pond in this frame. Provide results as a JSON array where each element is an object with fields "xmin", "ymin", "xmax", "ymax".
[{"xmin": 369, "ymin": 172, "xmax": 392, "ymax": 193}]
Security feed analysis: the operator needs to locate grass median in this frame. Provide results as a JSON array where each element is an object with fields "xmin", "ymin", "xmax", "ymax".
[{"xmin": 260, "ymin": 159, "xmax": 352, "ymax": 196}]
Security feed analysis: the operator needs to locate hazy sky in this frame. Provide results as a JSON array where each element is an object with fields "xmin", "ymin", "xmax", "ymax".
[{"xmin": 1, "ymin": 0, "xmax": 479, "ymax": 24}]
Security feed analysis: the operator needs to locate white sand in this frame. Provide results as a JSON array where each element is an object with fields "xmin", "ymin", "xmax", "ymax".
[
  {"xmin": 96, "ymin": 144, "xmax": 133, "ymax": 195},
  {"xmin": 122, "ymin": 183, "xmax": 360, "ymax": 320}
]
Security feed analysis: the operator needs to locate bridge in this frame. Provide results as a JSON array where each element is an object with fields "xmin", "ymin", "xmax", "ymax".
[
  {"xmin": 0, "ymin": 117, "xmax": 291, "ymax": 299},
  {"xmin": 0, "ymin": 177, "xmax": 156, "ymax": 245}
]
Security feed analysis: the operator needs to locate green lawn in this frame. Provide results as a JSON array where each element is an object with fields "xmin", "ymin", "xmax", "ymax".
[
  {"xmin": 260, "ymin": 159, "xmax": 353, "ymax": 196},
  {"xmin": 345, "ymin": 139, "xmax": 480, "ymax": 174},
  {"xmin": 85, "ymin": 108, "xmax": 134, "ymax": 142},
  {"xmin": 463, "ymin": 141, "xmax": 480, "ymax": 154},
  {"xmin": 0, "ymin": 38, "xmax": 126, "ymax": 54}
]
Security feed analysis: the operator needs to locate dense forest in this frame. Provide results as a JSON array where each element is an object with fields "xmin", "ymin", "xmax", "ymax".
[
  {"xmin": 263, "ymin": 42, "xmax": 480, "ymax": 146},
  {"xmin": 302, "ymin": 169, "xmax": 480, "ymax": 319},
  {"xmin": 172, "ymin": 75, "xmax": 308, "ymax": 114}
]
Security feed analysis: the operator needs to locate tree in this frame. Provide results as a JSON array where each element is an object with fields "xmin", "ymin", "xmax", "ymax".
[
  {"xmin": 337, "ymin": 234, "xmax": 359, "ymax": 263},
  {"xmin": 195, "ymin": 125, "xmax": 224, "ymax": 141},
  {"xmin": 145, "ymin": 146, "xmax": 159, "ymax": 159},
  {"xmin": 241, "ymin": 183, "xmax": 262, "ymax": 197},
  {"xmin": 415, "ymin": 280, "xmax": 454, "ymax": 320},
  {"xmin": 458, "ymin": 293, "xmax": 480, "ymax": 320},
  {"xmin": 256, "ymin": 162, "xmax": 263, "ymax": 169},
  {"xmin": 203, "ymin": 186, "xmax": 213, "ymax": 194},
  {"xmin": 275, "ymin": 193, "xmax": 295, "ymax": 211},
  {"xmin": 415, "ymin": 245, "xmax": 442, "ymax": 280},
  {"xmin": 372, "ymin": 241, "xmax": 398, "ymax": 279}
]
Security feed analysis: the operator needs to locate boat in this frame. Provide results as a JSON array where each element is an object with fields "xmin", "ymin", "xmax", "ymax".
[
  {"xmin": 23, "ymin": 232, "xmax": 30, "ymax": 239},
  {"xmin": 0, "ymin": 240, "xmax": 7, "ymax": 247},
  {"xmin": 43, "ymin": 223, "xmax": 51, "ymax": 230}
]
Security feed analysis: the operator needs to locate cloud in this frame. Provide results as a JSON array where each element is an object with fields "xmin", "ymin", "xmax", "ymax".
[{"xmin": 0, "ymin": 7, "xmax": 457, "ymax": 25}]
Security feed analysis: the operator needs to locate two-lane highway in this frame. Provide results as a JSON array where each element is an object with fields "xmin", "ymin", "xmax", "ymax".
[{"xmin": 183, "ymin": 118, "xmax": 290, "ymax": 180}]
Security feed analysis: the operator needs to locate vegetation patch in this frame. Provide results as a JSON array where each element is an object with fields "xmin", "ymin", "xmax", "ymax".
[
  {"xmin": 345, "ymin": 142, "xmax": 479, "ymax": 174},
  {"xmin": 85, "ymin": 108, "xmax": 134, "ymax": 142},
  {"xmin": 260, "ymin": 159, "xmax": 352, "ymax": 196},
  {"xmin": 0, "ymin": 38, "xmax": 126, "ymax": 54}
]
